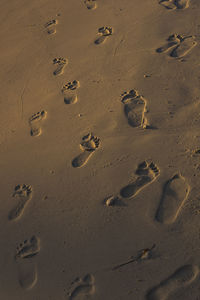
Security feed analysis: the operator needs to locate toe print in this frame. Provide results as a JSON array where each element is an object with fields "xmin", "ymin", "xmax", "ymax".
[
  {"xmin": 15, "ymin": 236, "xmax": 40, "ymax": 259},
  {"xmin": 53, "ymin": 57, "xmax": 68, "ymax": 76},
  {"xmin": 62, "ymin": 80, "xmax": 80, "ymax": 104},
  {"xmin": 8, "ymin": 184, "xmax": 33, "ymax": 221},
  {"xmin": 84, "ymin": 0, "xmax": 97, "ymax": 10},
  {"xmin": 29, "ymin": 110, "xmax": 47, "ymax": 137},
  {"xmin": 95, "ymin": 26, "xmax": 113, "ymax": 45},
  {"xmin": 121, "ymin": 89, "xmax": 149, "ymax": 128},
  {"xmin": 120, "ymin": 161, "xmax": 160, "ymax": 199},
  {"xmin": 72, "ymin": 133, "xmax": 100, "ymax": 168}
]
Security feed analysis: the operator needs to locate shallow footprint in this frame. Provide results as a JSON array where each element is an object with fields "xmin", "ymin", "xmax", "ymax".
[
  {"xmin": 155, "ymin": 174, "xmax": 190, "ymax": 224},
  {"xmin": 8, "ymin": 184, "xmax": 33, "ymax": 221},
  {"xmin": 121, "ymin": 89, "xmax": 149, "ymax": 128},
  {"xmin": 156, "ymin": 34, "xmax": 181, "ymax": 53},
  {"xmin": 120, "ymin": 161, "xmax": 160, "ymax": 199},
  {"xmin": 171, "ymin": 36, "xmax": 197, "ymax": 58},
  {"xmin": 62, "ymin": 80, "xmax": 80, "ymax": 104},
  {"xmin": 72, "ymin": 133, "xmax": 100, "ymax": 168},
  {"xmin": 84, "ymin": 0, "xmax": 97, "ymax": 10},
  {"xmin": 29, "ymin": 110, "xmax": 47, "ymax": 137},
  {"xmin": 95, "ymin": 27, "xmax": 113, "ymax": 45},
  {"xmin": 15, "ymin": 236, "xmax": 40, "ymax": 290},
  {"xmin": 69, "ymin": 274, "xmax": 95, "ymax": 299},
  {"xmin": 146, "ymin": 264, "xmax": 199, "ymax": 300},
  {"xmin": 53, "ymin": 57, "xmax": 68, "ymax": 76},
  {"xmin": 44, "ymin": 19, "xmax": 57, "ymax": 35}
]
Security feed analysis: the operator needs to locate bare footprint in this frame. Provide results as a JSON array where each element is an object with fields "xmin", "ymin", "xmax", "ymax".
[
  {"xmin": 72, "ymin": 133, "xmax": 100, "ymax": 168},
  {"xmin": 159, "ymin": 0, "xmax": 190, "ymax": 9},
  {"xmin": 120, "ymin": 161, "xmax": 160, "ymax": 199},
  {"xmin": 156, "ymin": 34, "xmax": 181, "ymax": 53},
  {"xmin": 146, "ymin": 264, "xmax": 199, "ymax": 300},
  {"xmin": 62, "ymin": 80, "xmax": 80, "ymax": 104},
  {"xmin": 121, "ymin": 89, "xmax": 149, "ymax": 128},
  {"xmin": 95, "ymin": 27, "xmax": 113, "ymax": 45},
  {"xmin": 69, "ymin": 274, "xmax": 95, "ymax": 299},
  {"xmin": 29, "ymin": 110, "xmax": 47, "ymax": 137},
  {"xmin": 155, "ymin": 174, "xmax": 190, "ymax": 224},
  {"xmin": 53, "ymin": 57, "xmax": 68, "ymax": 76},
  {"xmin": 8, "ymin": 184, "xmax": 33, "ymax": 221},
  {"xmin": 44, "ymin": 19, "xmax": 58, "ymax": 35},
  {"xmin": 171, "ymin": 36, "xmax": 197, "ymax": 58},
  {"xmin": 15, "ymin": 236, "xmax": 40, "ymax": 290},
  {"xmin": 104, "ymin": 195, "xmax": 126, "ymax": 207},
  {"xmin": 84, "ymin": 0, "xmax": 97, "ymax": 10}
]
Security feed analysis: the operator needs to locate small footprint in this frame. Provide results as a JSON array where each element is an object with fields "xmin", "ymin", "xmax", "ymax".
[
  {"xmin": 159, "ymin": 0, "xmax": 190, "ymax": 9},
  {"xmin": 8, "ymin": 184, "xmax": 33, "ymax": 221},
  {"xmin": 69, "ymin": 274, "xmax": 95, "ymax": 299},
  {"xmin": 44, "ymin": 19, "xmax": 58, "ymax": 35},
  {"xmin": 120, "ymin": 161, "xmax": 160, "ymax": 199},
  {"xmin": 146, "ymin": 264, "xmax": 199, "ymax": 300},
  {"xmin": 15, "ymin": 236, "xmax": 40, "ymax": 290},
  {"xmin": 84, "ymin": 0, "xmax": 97, "ymax": 10},
  {"xmin": 72, "ymin": 133, "xmax": 100, "ymax": 168},
  {"xmin": 95, "ymin": 27, "xmax": 113, "ymax": 45},
  {"xmin": 155, "ymin": 174, "xmax": 190, "ymax": 224},
  {"xmin": 29, "ymin": 110, "xmax": 47, "ymax": 137},
  {"xmin": 62, "ymin": 80, "xmax": 80, "ymax": 104},
  {"xmin": 53, "ymin": 57, "xmax": 68, "ymax": 76},
  {"xmin": 156, "ymin": 34, "xmax": 197, "ymax": 58}
]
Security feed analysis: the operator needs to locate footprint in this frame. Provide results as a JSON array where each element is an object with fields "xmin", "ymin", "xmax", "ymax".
[
  {"xmin": 120, "ymin": 161, "xmax": 160, "ymax": 199},
  {"xmin": 44, "ymin": 19, "xmax": 58, "ymax": 35},
  {"xmin": 15, "ymin": 236, "xmax": 40, "ymax": 290},
  {"xmin": 84, "ymin": 0, "xmax": 97, "ymax": 10},
  {"xmin": 155, "ymin": 174, "xmax": 190, "ymax": 224},
  {"xmin": 8, "ymin": 184, "xmax": 33, "ymax": 221},
  {"xmin": 53, "ymin": 57, "xmax": 68, "ymax": 76},
  {"xmin": 171, "ymin": 36, "xmax": 197, "ymax": 58},
  {"xmin": 146, "ymin": 264, "xmax": 199, "ymax": 300},
  {"xmin": 72, "ymin": 133, "xmax": 100, "ymax": 168},
  {"xmin": 62, "ymin": 80, "xmax": 80, "ymax": 104},
  {"xmin": 121, "ymin": 89, "xmax": 149, "ymax": 128},
  {"xmin": 157, "ymin": 35, "xmax": 196, "ymax": 58},
  {"xmin": 29, "ymin": 110, "xmax": 47, "ymax": 137},
  {"xmin": 95, "ymin": 27, "xmax": 113, "ymax": 45},
  {"xmin": 104, "ymin": 195, "xmax": 126, "ymax": 207},
  {"xmin": 69, "ymin": 274, "xmax": 95, "ymax": 299},
  {"xmin": 159, "ymin": 0, "xmax": 190, "ymax": 9}
]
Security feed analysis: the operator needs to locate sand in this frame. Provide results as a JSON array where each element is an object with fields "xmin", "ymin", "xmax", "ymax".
[{"xmin": 1, "ymin": 0, "xmax": 200, "ymax": 299}]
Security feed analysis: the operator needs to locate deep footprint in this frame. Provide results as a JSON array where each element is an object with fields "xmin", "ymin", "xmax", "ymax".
[
  {"xmin": 146, "ymin": 265, "xmax": 199, "ymax": 300},
  {"xmin": 8, "ymin": 184, "xmax": 32, "ymax": 221},
  {"xmin": 120, "ymin": 161, "xmax": 160, "ymax": 199},
  {"xmin": 121, "ymin": 89, "xmax": 149, "ymax": 128},
  {"xmin": 29, "ymin": 110, "xmax": 47, "ymax": 137},
  {"xmin": 69, "ymin": 274, "xmax": 95, "ymax": 299},
  {"xmin": 155, "ymin": 174, "xmax": 190, "ymax": 224},
  {"xmin": 84, "ymin": 0, "xmax": 97, "ymax": 10},
  {"xmin": 62, "ymin": 80, "xmax": 80, "ymax": 104},
  {"xmin": 53, "ymin": 57, "xmax": 68, "ymax": 76},
  {"xmin": 95, "ymin": 26, "xmax": 113, "ymax": 44},
  {"xmin": 44, "ymin": 19, "xmax": 57, "ymax": 35},
  {"xmin": 72, "ymin": 133, "xmax": 100, "ymax": 168},
  {"xmin": 15, "ymin": 236, "xmax": 40, "ymax": 290}
]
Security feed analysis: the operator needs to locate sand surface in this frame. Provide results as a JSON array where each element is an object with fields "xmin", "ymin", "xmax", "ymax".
[{"xmin": 1, "ymin": 0, "xmax": 200, "ymax": 299}]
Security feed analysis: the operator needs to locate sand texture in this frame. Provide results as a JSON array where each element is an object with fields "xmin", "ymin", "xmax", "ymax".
[{"xmin": 1, "ymin": 0, "xmax": 200, "ymax": 299}]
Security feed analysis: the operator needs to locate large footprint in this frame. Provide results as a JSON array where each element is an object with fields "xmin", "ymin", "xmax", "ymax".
[
  {"xmin": 120, "ymin": 161, "xmax": 160, "ymax": 199},
  {"xmin": 159, "ymin": 0, "xmax": 190, "ymax": 9},
  {"xmin": 146, "ymin": 264, "xmax": 199, "ymax": 300},
  {"xmin": 69, "ymin": 274, "xmax": 95, "ymax": 299},
  {"xmin": 72, "ymin": 133, "xmax": 100, "ymax": 168},
  {"xmin": 95, "ymin": 27, "xmax": 113, "ymax": 45},
  {"xmin": 155, "ymin": 174, "xmax": 190, "ymax": 224},
  {"xmin": 29, "ymin": 110, "xmax": 47, "ymax": 137},
  {"xmin": 15, "ymin": 236, "xmax": 40, "ymax": 290},
  {"xmin": 53, "ymin": 57, "xmax": 68, "ymax": 76},
  {"xmin": 84, "ymin": 0, "xmax": 97, "ymax": 10},
  {"xmin": 8, "ymin": 184, "xmax": 33, "ymax": 221},
  {"xmin": 121, "ymin": 89, "xmax": 149, "ymax": 128},
  {"xmin": 62, "ymin": 80, "xmax": 80, "ymax": 104}
]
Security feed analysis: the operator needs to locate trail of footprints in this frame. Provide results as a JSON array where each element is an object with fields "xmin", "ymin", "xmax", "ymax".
[{"xmin": 11, "ymin": 0, "xmax": 199, "ymax": 297}]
